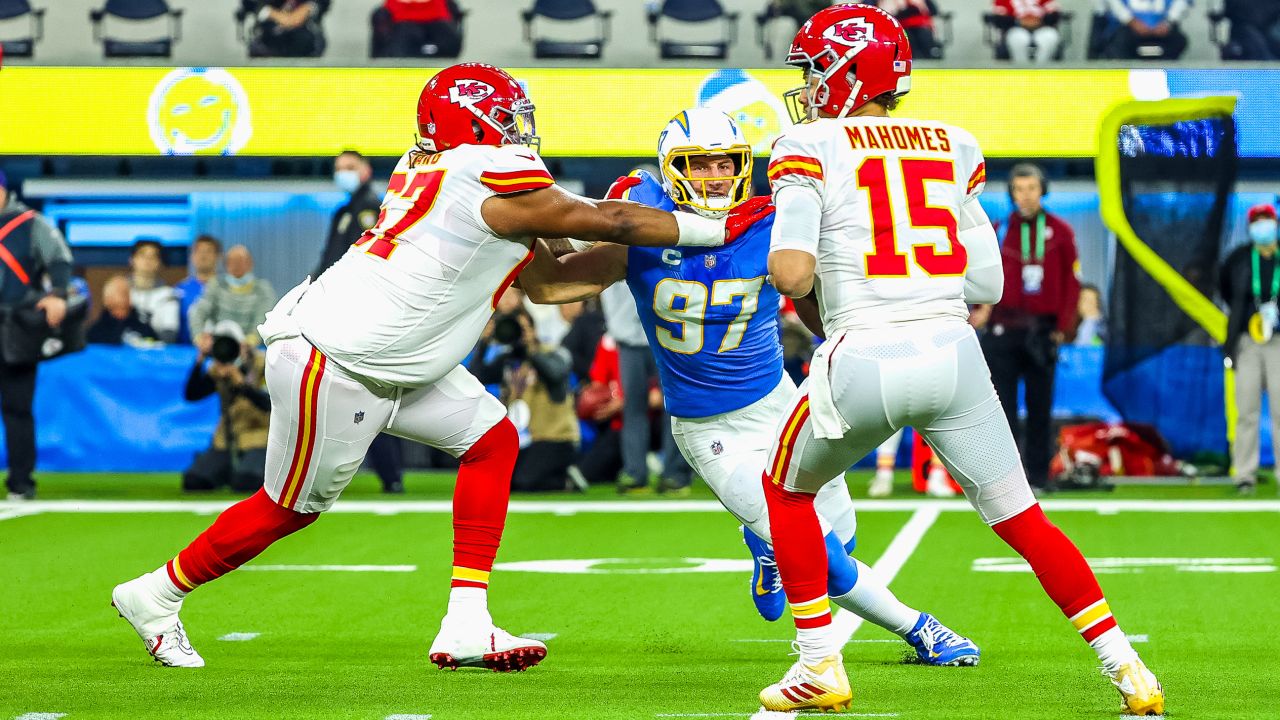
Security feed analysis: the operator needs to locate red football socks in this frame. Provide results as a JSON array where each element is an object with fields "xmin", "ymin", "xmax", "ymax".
[
  {"xmin": 166, "ymin": 488, "xmax": 318, "ymax": 592},
  {"xmin": 763, "ymin": 472, "xmax": 832, "ymax": 630},
  {"xmin": 992, "ymin": 503, "xmax": 1119, "ymax": 642},
  {"xmin": 450, "ymin": 418, "xmax": 518, "ymax": 590}
]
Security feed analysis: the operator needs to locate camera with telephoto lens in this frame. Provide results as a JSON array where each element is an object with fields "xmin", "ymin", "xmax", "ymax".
[
  {"xmin": 491, "ymin": 311, "xmax": 527, "ymax": 361},
  {"xmin": 210, "ymin": 334, "xmax": 242, "ymax": 365}
]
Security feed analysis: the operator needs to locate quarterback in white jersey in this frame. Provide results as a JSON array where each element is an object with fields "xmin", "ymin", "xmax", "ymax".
[
  {"xmin": 110, "ymin": 63, "xmax": 727, "ymax": 675},
  {"xmin": 756, "ymin": 6, "xmax": 1164, "ymax": 717}
]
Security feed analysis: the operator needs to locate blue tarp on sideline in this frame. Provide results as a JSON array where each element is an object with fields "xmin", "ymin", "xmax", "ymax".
[{"xmin": 0, "ymin": 344, "xmax": 1252, "ymax": 473}]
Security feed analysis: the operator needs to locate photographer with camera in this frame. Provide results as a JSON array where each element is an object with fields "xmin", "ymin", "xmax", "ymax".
[
  {"xmin": 470, "ymin": 288, "xmax": 579, "ymax": 493},
  {"xmin": 181, "ymin": 320, "xmax": 270, "ymax": 493},
  {"xmin": 0, "ymin": 169, "xmax": 80, "ymax": 501}
]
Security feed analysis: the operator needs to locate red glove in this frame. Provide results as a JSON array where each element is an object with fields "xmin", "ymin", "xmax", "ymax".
[
  {"xmin": 725, "ymin": 195, "xmax": 776, "ymax": 243},
  {"xmin": 605, "ymin": 175, "xmax": 643, "ymax": 200}
]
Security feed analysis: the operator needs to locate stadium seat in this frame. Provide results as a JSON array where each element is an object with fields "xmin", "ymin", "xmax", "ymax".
[
  {"xmin": 648, "ymin": 0, "xmax": 738, "ymax": 61},
  {"xmin": 0, "ymin": 0, "xmax": 42, "ymax": 58},
  {"xmin": 521, "ymin": 0, "xmax": 611, "ymax": 60},
  {"xmin": 981, "ymin": 11, "xmax": 1074, "ymax": 61},
  {"xmin": 1206, "ymin": 9, "xmax": 1247, "ymax": 61},
  {"xmin": 89, "ymin": 0, "xmax": 182, "ymax": 58}
]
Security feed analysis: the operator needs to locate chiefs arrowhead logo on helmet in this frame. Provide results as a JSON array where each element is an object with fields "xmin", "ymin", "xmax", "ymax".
[
  {"xmin": 824, "ymin": 18, "xmax": 874, "ymax": 48},
  {"xmin": 448, "ymin": 79, "xmax": 495, "ymax": 107}
]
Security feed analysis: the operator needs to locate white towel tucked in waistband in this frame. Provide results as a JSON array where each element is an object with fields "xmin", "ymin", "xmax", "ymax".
[
  {"xmin": 807, "ymin": 330, "xmax": 851, "ymax": 440},
  {"xmin": 257, "ymin": 276, "xmax": 311, "ymax": 345}
]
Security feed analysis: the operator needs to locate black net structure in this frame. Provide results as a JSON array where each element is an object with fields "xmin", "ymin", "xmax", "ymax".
[{"xmin": 1102, "ymin": 113, "xmax": 1237, "ymax": 456}]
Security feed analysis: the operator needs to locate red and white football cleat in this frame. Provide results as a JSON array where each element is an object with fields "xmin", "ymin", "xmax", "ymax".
[
  {"xmin": 111, "ymin": 575, "xmax": 205, "ymax": 668},
  {"xmin": 428, "ymin": 621, "xmax": 547, "ymax": 673}
]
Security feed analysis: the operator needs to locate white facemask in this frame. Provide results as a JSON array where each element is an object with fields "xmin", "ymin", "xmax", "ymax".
[
  {"xmin": 334, "ymin": 170, "xmax": 362, "ymax": 194},
  {"xmin": 1250, "ymin": 219, "xmax": 1278, "ymax": 246}
]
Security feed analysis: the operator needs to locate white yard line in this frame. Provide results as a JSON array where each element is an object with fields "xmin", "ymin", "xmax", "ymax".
[
  {"xmin": 2, "ymin": 498, "xmax": 1277, "ymax": 517},
  {"xmin": 522, "ymin": 632, "xmax": 558, "ymax": 642},
  {"xmin": 240, "ymin": 564, "xmax": 416, "ymax": 572},
  {"xmin": 15, "ymin": 714, "xmax": 68, "ymax": 720},
  {"xmin": 218, "ymin": 632, "xmax": 261, "ymax": 642},
  {"xmin": 384, "ymin": 715, "xmax": 432, "ymax": 720},
  {"xmin": 832, "ymin": 507, "xmax": 941, "ymax": 645}
]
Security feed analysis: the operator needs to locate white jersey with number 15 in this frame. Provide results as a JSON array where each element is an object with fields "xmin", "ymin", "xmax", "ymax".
[{"xmin": 767, "ymin": 116, "xmax": 987, "ymax": 333}]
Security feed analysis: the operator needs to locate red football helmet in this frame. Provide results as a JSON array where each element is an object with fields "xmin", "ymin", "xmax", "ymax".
[
  {"xmin": 416, "ymin": 62, "xmax": 539, "ymax": 153},
  {"xmin": 784, "ymin": 4, "xmax": 912, "ymax": 122}
]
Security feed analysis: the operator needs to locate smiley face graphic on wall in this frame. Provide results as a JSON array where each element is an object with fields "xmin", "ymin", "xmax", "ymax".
[{"xmin": 147, "ymin": 67, "xmax": 253, "ymax": 156}]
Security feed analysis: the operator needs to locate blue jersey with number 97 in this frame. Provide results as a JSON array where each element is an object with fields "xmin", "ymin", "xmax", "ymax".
[{"xmin": 620, "ymin": 171, "xmax": 784, "ymax": 419}]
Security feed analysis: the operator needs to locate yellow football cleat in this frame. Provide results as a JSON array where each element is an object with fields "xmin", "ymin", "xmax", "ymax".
[
  {"xmin": 1105, "ymin": 659, "xmax": 1165, "ymax": 716},
  {"xmin": 759, "ymin": 654, "xmax": 853, "ymax": 713}
]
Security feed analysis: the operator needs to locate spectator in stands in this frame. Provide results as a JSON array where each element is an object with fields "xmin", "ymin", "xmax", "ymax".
[
  {"xmin": 762, "ymin": 0, "xmax": 830, "ymax": 29},
  {"xmin": 974, "ymin": 163, "xmax": 1080, "ymax": 493},
  {"xmin": 175, "ymin": 235, "xmax": 222, "ymax": 345},
  {"xmin": 1219, "ymin": 204, "xmax": 1280, "ymax": 495},
  {"xmin": 88, "ymin": 275, "xmax": 160, "ymax": 347},
  {"xmin": 1223, "ymin": 0, "xmax": 1280, "ymax": 60},
  {"xmin": 371, "ymin": 0, "xmax": 464, "ymax": 58},
  {"xmin": 1074, "ymin": 284, "xmax": 1106, "ymax": 346},
  {"xmin": 0, "ymin": 169, "xmax": 73, "ymax": 501},
  {"xmin": 601, "ymin": 283, "xmax": 692, "ymax": 495},
  {"xmin": 315, "ymin": 151, "xmax": 381, "ymax": 278},
  {"xmin": 470, "ymin": 288, "xmax": 580, "ymax": 492},
  {"xmin": 992, "ymin": 0, "xmax": 1062, "ymax": 63},
  {"xmin": 128, "ymin": 239, "xmax": 180, "ymax": 344},
  {"xmin": 190, "ymin": 245, "xmax": 277, "ymax": 351},
  {"xmin": 182, "ymin": 320, "xmax": 270, "ymax": 493},
  {"xmin": 1095, "ymin": 0, "xmax": 1188, "ymax": 60},
  {"xmin": 866, "ymin": 0, "xmax": 943, "ymax": 59},
  {"xmin": 243, "ymin": 0, "xmax": 330, "ymax": 57}
]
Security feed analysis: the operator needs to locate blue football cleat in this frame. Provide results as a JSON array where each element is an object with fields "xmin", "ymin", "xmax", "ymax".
[
  {"xmin": 743, "ymin": 527, "xmax": 785, "ymax": 622},
  {"xmin": 905, "ymin": 613, "xmax": 981, "ymax": 666}
]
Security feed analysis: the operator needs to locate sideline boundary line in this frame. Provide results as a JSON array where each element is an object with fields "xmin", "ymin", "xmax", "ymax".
[{"xmin": 1, "ymin": 498, "xmax": 1277, "ymax": 521}]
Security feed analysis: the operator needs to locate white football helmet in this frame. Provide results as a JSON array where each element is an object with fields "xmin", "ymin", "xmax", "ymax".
[{"xmin": 657, "ymin": 108, "xmax": 753, "ymax": 219}]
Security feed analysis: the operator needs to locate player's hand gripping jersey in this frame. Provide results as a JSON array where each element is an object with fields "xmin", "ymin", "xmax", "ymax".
[
  {"xmin": 768, "ymin": 116, "xmax": 988, "ymax": 332},
  {"xmin": 291, "ymin": 144, "xmax": 554, "ymax": 386},
  {"xmin": 620, "ymin": 171, "xmax": 784, "ymax": 418}
]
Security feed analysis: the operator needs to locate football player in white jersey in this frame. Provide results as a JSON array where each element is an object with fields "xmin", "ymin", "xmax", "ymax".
[
  {"xmin": 110, "ymin": 62, "xmax": 728, "ymax": 673},
  {"xmin": 756, "ymin": 6, "xmax": 1164, "ymax": 716}
]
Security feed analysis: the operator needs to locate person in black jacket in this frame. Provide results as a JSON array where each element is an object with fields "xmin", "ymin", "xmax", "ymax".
[
  {"xmin": 87, "ymin": 275, "xmax": 160, "ymax": 347},
  {"xmin": 182, "ymin": 321, "xmax": 271, "ymax": 493},
  {"xmin": 1220, "ymin": 203, "xmax": 1280, "ymax": 494},
  {"xmin": 312, "ymin": 150, "xmax": 403, "ymax": 492},
  {"xmin": 0, "ymin": 170, "xmax": 72, "ymax": 501},
  {"xmin": 315, "ymin": 150, "xmax": 382, "ymax": 278}
]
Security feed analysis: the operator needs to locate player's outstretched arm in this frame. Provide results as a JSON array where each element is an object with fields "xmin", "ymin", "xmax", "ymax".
[
  {"xmin": 482, "ymin": 185, "xmax": 724, "ymax": 248},
  {"xmin": 519, "ymin": 239, "xmax": 628, "ymax": 305}
]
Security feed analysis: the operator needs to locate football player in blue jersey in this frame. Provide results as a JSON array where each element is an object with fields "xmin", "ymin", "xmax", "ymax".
[{"xmin": 521, "ymin": 107, "xmax": 978, "ymax": 666}]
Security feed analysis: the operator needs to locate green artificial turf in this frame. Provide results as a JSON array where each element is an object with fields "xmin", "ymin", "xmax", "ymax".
[{"xmin": 1, "ymin": 473, "xmax": 1277, "ymax": 719}]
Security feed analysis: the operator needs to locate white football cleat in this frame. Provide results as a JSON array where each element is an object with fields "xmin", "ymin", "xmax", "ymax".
[
  {"xmin": 1105, "ymin": 659, "xmax": 1165, "ymax": 716},
  {"xmin": 759, "ymin": 653, "xmax": 852, "ymax": 712},
  {"xmin": 869, "ymin": 468, "xmax": 893, "ymax": 498},
  {"xmin": 111, "ymin": 575, "xmax": 204, "ymax": 668},
  {"xmin": 925, "ymin": 466, "xmax": 957, "ymax": 498},
  {"xmin": 428, "ymin": 619, "xmax": 547, "ymax": 673}
]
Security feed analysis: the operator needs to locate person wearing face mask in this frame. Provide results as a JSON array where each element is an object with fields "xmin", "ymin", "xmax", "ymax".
[
  {"xmin": 190, "ymin": 245, "xmax": 277, "ymax": 352},
  {"xmin": 314, "ymin": 150, "xmax": 382, "ymax": 279},
  {"xmin": 311, "ymin": 149, "xmax": 405, "ymax": 494},
  {"xmin": 1219, "ymin": 203, "xmax": 1280, "ymax": 494}
]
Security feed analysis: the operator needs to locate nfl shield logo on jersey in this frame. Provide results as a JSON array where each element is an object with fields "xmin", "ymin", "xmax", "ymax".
[
  {"xmin": 705, "ymin": 255, "xmax": 716, "ymax": 269},
  {"xmin": 354, "ymin": 411, "xmax": 365, "ymax": 424},
  {"xmin": 711, "ymin": 440, "xmax": 723, "ymax": 456}
]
